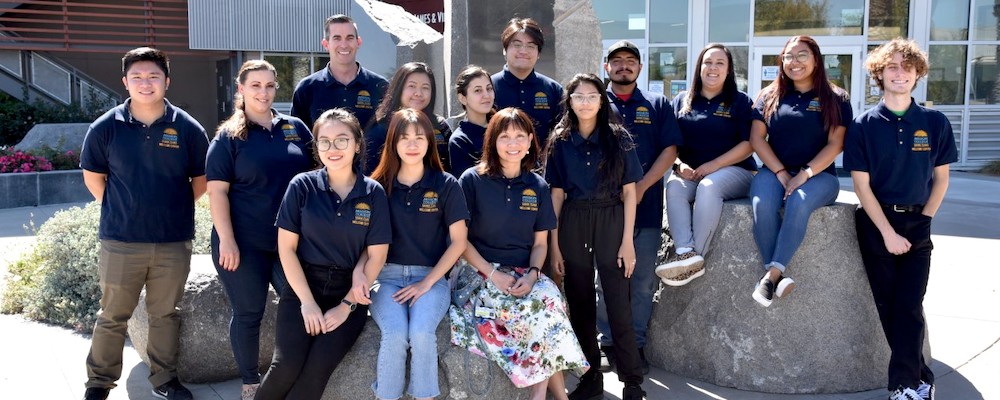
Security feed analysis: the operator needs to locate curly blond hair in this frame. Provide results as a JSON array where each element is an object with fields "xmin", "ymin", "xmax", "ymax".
[{"xmin": 865, "ymin": 38, "xmax": 929, "ymax": 90}]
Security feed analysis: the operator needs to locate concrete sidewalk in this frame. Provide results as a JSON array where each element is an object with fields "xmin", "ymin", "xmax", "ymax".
[{"xmin": 0, "ymin": 172, "xmax": 996, "ymax": 399}]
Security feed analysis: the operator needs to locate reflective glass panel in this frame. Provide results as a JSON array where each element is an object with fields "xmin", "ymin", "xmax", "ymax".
[
  {"xmin": 709, "ymin": 0, "xmax": 751, "ymax": 42},
  {"xmin": 264, "ymin": 55, "xmax": 313, "ymax": 103},
  {"xmin": 970, "ymin": 45, "xmax": 1000, "ymax": 104},
  {"xmin": 594, "ymin": 0, "xmax": 646, "ymax": 39},
  {"xmin": 869, "ymin": 0, "xmax": 910, "ymax": 40},
  {"xmin": 650, "ymin": 0, "xmax": 689, "ymax": 43},
  {"xmin": 973, "ymin": 0, "xmax": 1000, "ymax": 40},
  {"xmin": 930, "ymin": 0, "xmax": 971, "ymax": 40},
  {"xmin": 927, "ymin": 45, "xmax": 968, "ymax": 105},
  {"xmin": 648, "ymin": 47, "xmax": 688, "ymax": 100},
  {"xmin": 754, "ymin": 0, "xmax": 865, "ymax": 37}
]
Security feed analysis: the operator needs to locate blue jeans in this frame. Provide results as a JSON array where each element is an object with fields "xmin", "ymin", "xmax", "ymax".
[
  {"xmin": 750, "ymin": 168, "xmax": 839, "ymax": 272},
  {"xmin": 596, "ymin": 227, "xmax": 661, "ymax": 348},
  {"xmin": 370, "ymin": 263, "xmax": 450, "ymax": 399},
  {"xmin": 211, "ymin": 232, "xmax": 288, "ymax": 384}
]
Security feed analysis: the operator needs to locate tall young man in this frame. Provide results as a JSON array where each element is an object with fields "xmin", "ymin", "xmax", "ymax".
[
  {"xmin": 491, "ymin": 17, "xmax": 563, "ymax": 146},
  {"xmin": 80, "ymin": 47, "xmax": 209, "ymax": 400},
  {"xmin": 845, "ymin": 38, "xmax": 956, "ymax": 400},
  {"xmin": 290, "ymin": 14, "xmax": 388, "ymax": 129},
  {"xmin": 597, "ymin": 40, "xmax": 681, "ymax": 375}
]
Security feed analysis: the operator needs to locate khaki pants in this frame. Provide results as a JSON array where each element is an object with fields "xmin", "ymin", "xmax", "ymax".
[{"xmin": 85, "ymin": 240, "xmax": 192, "ymax": 389}]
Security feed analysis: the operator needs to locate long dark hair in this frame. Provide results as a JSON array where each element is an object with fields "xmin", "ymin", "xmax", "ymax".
[
  {"xmin": 680, "ymin": 43, "xmax": 738, "ymax": 116},
  {"xmin": 370, "ymin": 108, "xmax": 444, "ymax": 195},
  {"xmin": 312, "ymin": 108, "xmax": 366, "ymax": 172},
  {"xmin": 478, "ymin": 107, "xmax": 539, "ymax": 177},
  {"xmin": 757, "ymin": 35, "xmax": 847, "ymax": 131},
  {"xmin": 548, "ymin": 73, "xmax": 630, "ymax": 198},
  {"xmin": 373, "ymin": 62, "xmax": 437, "ymax": 126},
  {"xmin": 216, "ymin": 60, "xmax": 277, "ymax": 140}
]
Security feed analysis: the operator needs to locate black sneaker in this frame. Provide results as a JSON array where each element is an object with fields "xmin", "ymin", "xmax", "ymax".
[
  {"xmin": 152, "ymin": 378, "xmax": 193, "ymax": 400},
  {"xmin": 638, "ymin": 347, "xmax": 650, "ymax": 375},
  {"xmin": 623, "ymin": 383, "xmax": 646, "ymax": 400},
  {"xmin": 752, "ymin": 275, "xmax": 775, "ymax": 307},
  {"xmin": 83, "ymin": 387, "xmax": 110, "ymax": 400},
  {"xmin": 568, "ymin": 375, "xmax": 604, "ymax": 400},
  {"xmin": 599, "ymin": 344, "xmax": 616, "ymax": 373}
]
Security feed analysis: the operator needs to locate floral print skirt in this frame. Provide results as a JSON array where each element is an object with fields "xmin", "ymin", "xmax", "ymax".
[{"xmin": 449, "ymin": 268, "xmax": 589, "ymax": 388}]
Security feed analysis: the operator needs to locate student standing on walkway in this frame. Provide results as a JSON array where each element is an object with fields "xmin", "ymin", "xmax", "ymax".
[
  {"xmin": 448, "ymin": 65, "xmax": 495, "ymax": 175},
  {"xmin": 255, "ymin": 109, "xmax": 390, "ymax": 400},
  {"xmin": 596, "ymin": 40, "xmax": 681, "ymax": 375},
  {"xmin": 546, "ymin": 74, "xmax": 646, "ymax": 400},
  {"xmin": 846, "ymin": 38, "xmax": 955, "ymax": 400},
  {"xmin": 290, "ymin": 14, "xmax": 388, "ymax": 129},
  {"xmin": 80, "ymin": 47, "xmax": 209, "ymax": 400},
  {"xmin": 205, "ymin": 60, "xmax": 313, "ymax": 400},
  {"xmin": 491, "ymin": 18, "xmax": 563, "ymax": 146},
  {"xmin": 658, "ymin": 43, "xmax": 756, "ymax": 286},
  {"xmin": 365, "ymin": 62, "xmax": 452, "ymax": 174},
  {"xmin": 450, "ymin": 107, "xmax": 588, "ymax": 400},
  {"xmin": 749, "ymin": 35, "xmax": 852, "ymax": 307},
  {"xmin": 368, "ymin": 108, "xmax": 469, "ymax": 400}
]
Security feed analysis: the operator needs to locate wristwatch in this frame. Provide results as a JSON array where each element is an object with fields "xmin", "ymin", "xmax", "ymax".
[{"xmin": 341, "ymin": 299, "xmax": 357, "ymax": 312}]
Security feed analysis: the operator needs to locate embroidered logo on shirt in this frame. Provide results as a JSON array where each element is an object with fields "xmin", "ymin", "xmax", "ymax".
[
  {"xmin": 419, "ymin": 191, "xmax": 440, "ymax": 213},
  {"xmin": 281, "ymin": 124, "xmax": 300, "ymax": 141},
  {"xmin": 159, "ymin": 128, "xmax": 180, "ymax": 149},
  {"xmin": 713, "ymin": 102, "xmax": 732, "ymax": 118},
  {"xmin": 519, "ymin": 189, "xmax": 538, "ymax": 211},
  {"xmin": 806, "ymin": 98, "xmax": 822, "ymax": 112},
  {"xmin": 534, "ymin": 92, "xmax": 550, "ymax": 110},
  {"xmin": 912, "ymin": 130, "xmax": 931, "ymax": 152},
  {"xmin": 356, "ymin": 90, "xmax": 373, "ymax": 110},
  {"xmin": 352, "ymin": 202, "xmax": 371, "ymax": 226},
  {"xmin": 434, "ymin": 129, "xmax": 446, "ymax": 145},
  {"xmin": 634, "ymin": 106, "xmax": 652, "ymax": 124}
]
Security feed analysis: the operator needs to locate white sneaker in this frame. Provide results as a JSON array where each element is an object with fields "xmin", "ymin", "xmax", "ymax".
[
  {"xmin": 775, "ymin": 275, "xmax": 795, "ymax": 298},
  {"xmin": 916, "ymin": 381, "xmax": 934, "ymax": 400},
  {"xmin": 889, "ymin": 386, "xmax": 922, "ymax": 400}
]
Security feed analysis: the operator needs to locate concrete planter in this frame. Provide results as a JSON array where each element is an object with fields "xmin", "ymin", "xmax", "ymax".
[{"xmin": 0, "ymin": 170, "xmax": 91, "ymax": 208}]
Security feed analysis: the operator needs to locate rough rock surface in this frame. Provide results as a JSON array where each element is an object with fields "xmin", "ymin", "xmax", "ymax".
[
  {"xmin": 553, "ymin": 0, "xmax": 601, "ymax": 84},
  {"xmin": 128, "ymin": 255, "xmax": 278, "ymax": 383},
  {"xmin": 14, "ymin": 123, "xmax": 89, "ymax": 153},
  {"xmin": 648, "ymin": 200, "xmax": 895, "ymax": 393}
]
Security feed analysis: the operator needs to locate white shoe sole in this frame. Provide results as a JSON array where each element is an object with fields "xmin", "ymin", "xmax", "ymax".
[
  {"xmin": 654, "ymin": 255, "xmax": 705, "ymax": 280},
  {"xmin": 776, "ymin": 278, "xmax": 795, "ymax": 298},
  {"xmin": 661, "ymin": 267, "xmax": 705, "ymax": 286}
]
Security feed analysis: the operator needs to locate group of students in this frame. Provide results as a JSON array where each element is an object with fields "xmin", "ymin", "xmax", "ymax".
[{"xmin": 78, "ymin": 12, "xmax": 953, "ymax": 400}]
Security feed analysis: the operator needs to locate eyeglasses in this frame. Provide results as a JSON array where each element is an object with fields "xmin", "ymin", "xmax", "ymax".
[
  {"xmin": 781, "ymin": 51, "xmax": 811, "ymax": 63},
  {"xmin": 570, "ymin": 93, "xmax": 602, "ymax": 104},
  {"xmin": 316, "ymin": 137, "xmax": 352, "ymax": 151},
  {"xmin": 509, "ymin": 41, "xmax": 538, "ymax": 52}
]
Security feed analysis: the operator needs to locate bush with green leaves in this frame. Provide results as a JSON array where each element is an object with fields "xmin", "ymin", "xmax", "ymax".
[{"xmin": 2, "ymin": 198, "xmax": 213, "ymax": 332}]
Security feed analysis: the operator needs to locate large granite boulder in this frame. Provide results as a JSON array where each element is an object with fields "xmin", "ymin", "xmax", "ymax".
[
  {"xmin": 128, "ymin": 255, "xmax": 528, "ymax": 398},
  {"xmin": 648, "ymin": 200, "xmax": 895, "ymax": 393},
  {"xmin": 128, "ymin": 255, "xmax": 278, "ymax": 383},
  {"xmin": 14, "ymin": 123, "xmax": 89, "ymax": 153}
]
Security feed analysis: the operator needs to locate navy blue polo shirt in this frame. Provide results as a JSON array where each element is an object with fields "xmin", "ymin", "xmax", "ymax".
[
  {"xmin": 459, "ymin": 167, "xmax": 557, "ymax": 267},
  {"xmin": 276, "ymin": 169, "xmax": 392, "ymax": 269},
  {"xmin": 386, "ymin": 170, "xmax": 469, "ymax": 266},
  {"xmin": 80, "ymin": 99, "xmax": 209, "ymax": 243},
  {"xmin": 363, "ymin": 113, "xmax": 453, "ymax": 175},
  {"xmin": 290, "ymin": 63, "xmax": 388, "ymax": 129},
  {"xmin": 752, "ymin": 88, "xmax": 853, "ymax": 175},
  {"xmin": 448, "ymin": 121, "xmax": 486, "ymax": 175},
  {"xmin": 609, "ymin": 88, "xmax": 682, "ymax": 229},
  {"xmin": 671, "ymin": 90, "xmax": 757, "ymax": 172},
  {"xmin": 205, "ymin": 111, "xmax": 313, "ymax": 251},
  {"xmin": 544, "ymin": 130, "xmax": 644, "ymax": 201},
  {"xmin": 491, "ymin": 67, "xmax": 563, "ymax": 145},
  {"xmin": 844, "ymin": 99, "xmax": 958, "ymax": 205}
]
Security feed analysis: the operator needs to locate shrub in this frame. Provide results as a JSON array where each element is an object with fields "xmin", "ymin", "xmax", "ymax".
[
  {"xmin": 982, "ymin": 160, "xmax": 1000, "ymax": 176},
  {"xmin": 28, "ymin": 145, "xmax": 81, "ymax": 171},
  {"xmin": 0, "ymin": 90, "xmax": 114, "ymax": 147},
  {"xmin": 2, "ymin": 198, "xmax": 213, "ymax": 333},
  {"xmin": 0, "ymin": 147, "xmax": 53, "ymax": 173}
]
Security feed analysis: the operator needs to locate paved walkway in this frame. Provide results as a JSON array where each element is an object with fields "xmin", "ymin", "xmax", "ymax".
[{"xmin": 0, "ymin": 172, "xmax": 997, "ymax": 399}]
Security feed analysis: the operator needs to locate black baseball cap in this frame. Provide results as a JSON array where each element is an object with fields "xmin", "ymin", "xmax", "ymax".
[{"xmin": 607, "ymin": 40, "xmax": 640, "ymax": 61}]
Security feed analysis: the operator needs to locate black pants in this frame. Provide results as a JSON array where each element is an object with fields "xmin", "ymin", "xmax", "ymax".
[
  {"xmin": 255, "ymin": 264, "xmax": 368, "ymax": 400},
  {"xmin": 560, "ymin": 199, "xmax": 643, "ymax": 385},
  {"xmin": 856, "ymin": 209, "xmax": 935, "ymax": 390}
]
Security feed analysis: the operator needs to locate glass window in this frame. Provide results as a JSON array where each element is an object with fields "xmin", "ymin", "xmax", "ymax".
[
  {"xmin": 930, "ymin": 0, "xmax": 970, "ymax": 40},
  {"xmin": 865, "ymin": 45, "xmax": 883, "ymax": 106},
  {"xmin": 973, "ymin": 0, "xmax": 1000, "ymax": 40},
  {"xmin": 650, "ymin": 0, "xmax": 689, "ymax": 43},
  {"xmin": 868, "ymin": 0, "xmax": 910, "ymax": 40},
  {"xmin": 728, "ymin": 46, "xmax": 750, "ymax": 93},
  {"xmin": 594, "ymin": 0, "xmax": 646, "ymax": 39},
  {"xmin": 709, "ymin": 0, "xmax": 751, "ymax": 42},
  {"xmin": 754, "ymin": 0, "xmax": 864, "ymax": 36},
  {"xmin": 825, "ymin": 54, "xmax": 853, "ymax": 96},
  {"xmin": 927, "ymin": 45, "xmax": 968, "ymax": 105},
  {"xmin": 264, "ymin": 55, "xmax": 313, "ymax": 103},
  {"xmin": 970, "ymin": 45, "xmax": 999, "ymax": 104},
  {"xmin": 649, "ymin": 47, "xmax": 688, "ymax": 100}
]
